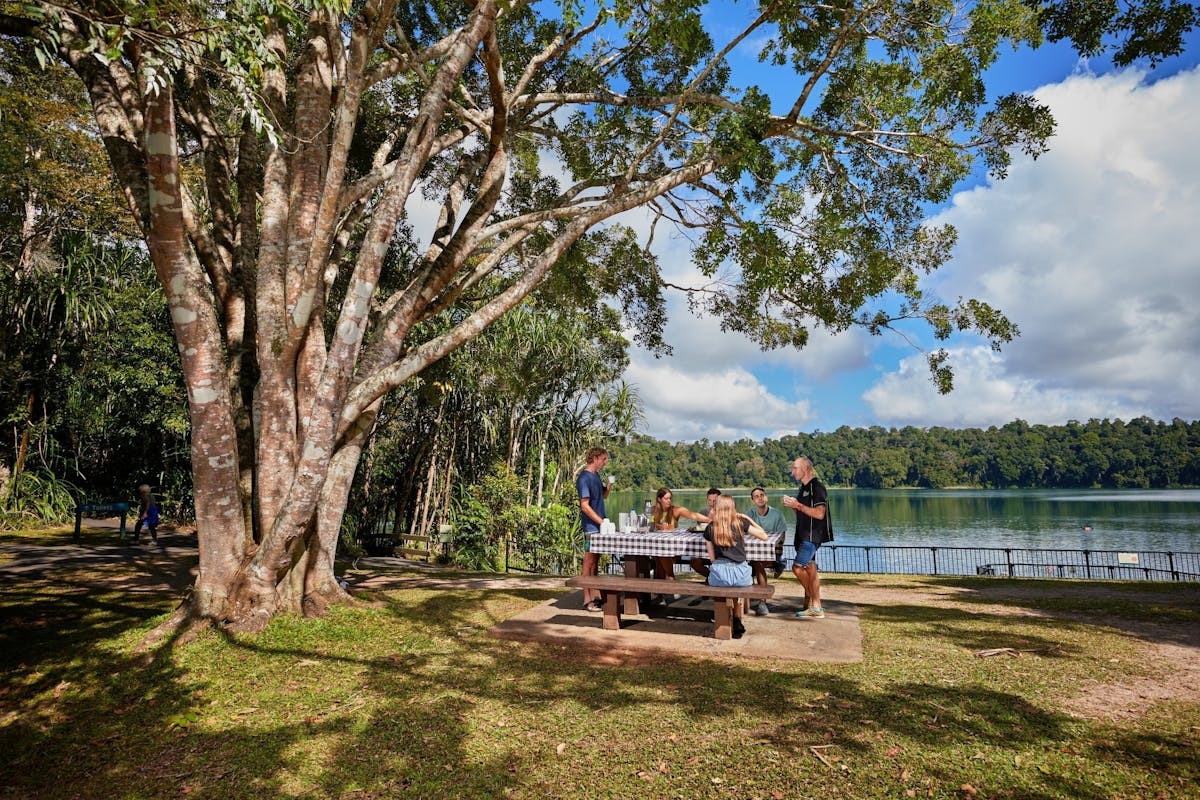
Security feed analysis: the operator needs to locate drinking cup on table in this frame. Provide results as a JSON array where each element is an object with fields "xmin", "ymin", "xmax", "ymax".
[{"xmin": 619, "ymin": 512, "xmax": 629, "ymax": 532}]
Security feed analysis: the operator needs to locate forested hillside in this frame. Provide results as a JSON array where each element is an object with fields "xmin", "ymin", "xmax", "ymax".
[{"xmin": 614, "ymin": 418, "xmax": 1200, "ymax": 490}]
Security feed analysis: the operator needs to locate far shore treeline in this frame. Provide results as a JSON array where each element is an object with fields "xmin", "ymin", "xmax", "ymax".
[{"xmin": 613, "ymin": 418, "xmax": 1200, "ymax": 491}]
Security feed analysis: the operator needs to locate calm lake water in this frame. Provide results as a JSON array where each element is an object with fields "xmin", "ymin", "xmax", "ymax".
[{"xmin": 607, "ymin": 488, "xmax": 1200, "ymax": 554}]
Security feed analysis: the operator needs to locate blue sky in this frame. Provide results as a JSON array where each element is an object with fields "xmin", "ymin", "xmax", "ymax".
[{"xmin": 623, "ymin": 19, "xmax": 1200, "ymax": 442}]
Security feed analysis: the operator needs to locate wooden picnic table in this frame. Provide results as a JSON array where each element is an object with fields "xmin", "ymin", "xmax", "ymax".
[{"xmin": 586, "ymin": 528, "xmax": 783, "ymax": 614}]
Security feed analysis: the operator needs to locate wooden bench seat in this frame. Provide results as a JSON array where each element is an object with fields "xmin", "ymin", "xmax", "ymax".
[{"xmin": 566, "ymin": 575, "xmax": 774, "ymax": 640}]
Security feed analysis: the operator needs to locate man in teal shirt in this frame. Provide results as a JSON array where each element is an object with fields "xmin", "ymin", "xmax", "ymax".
[{"xmin": 747, "ymin": 486, "xmax": 788, "ymax": 615}]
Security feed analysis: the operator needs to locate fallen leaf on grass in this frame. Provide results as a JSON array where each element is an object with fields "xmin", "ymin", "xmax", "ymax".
[
  {"xmin": 636, "ymin": 770, "xmax": 655, "ymax": 782},
  {"xmin": 885, "ymin": 746, "xmax": 902, "ymax": 757},
  {"xmin": 961, "ymin": 784, "xmax": 978, "ymax": 797},
  {"xmin": 771, "ymin": 791, "xmax": 785, "ymax": 800},
  {"xmin": 555, "ymin": 743, "xmax": 567, "ymax": 756}
]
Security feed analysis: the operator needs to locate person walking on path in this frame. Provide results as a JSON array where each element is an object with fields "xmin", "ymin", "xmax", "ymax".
[
  {"xmin": 703, "ymin": 495, "xmax": 768, "ymax": 639},
  {"xmin": 576, "ymin": 447, "xmax": 611, "ymax": 612},
  {"xmin": 747, "ymin": 486, "xmax": 788, "ymax": 616},
  {"xmin": 132, "ymin": 484, "xmax": 160, "ymax": 544},
  {"xmin": 782, "ymin": 457, "xmax": 831, "ymax": 618}
]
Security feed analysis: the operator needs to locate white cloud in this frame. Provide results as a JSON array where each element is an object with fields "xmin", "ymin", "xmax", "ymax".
[
  {"xmin": 628, "ymin": 358, "xmax": 816, "ymax": 441},
  {"xmin": 864, "ymin": 346, "xmax": 1152, "ymax": 427},
  {"xmin": 867, "ymin": 66, "xmax": 1200, "ymax": 427}
]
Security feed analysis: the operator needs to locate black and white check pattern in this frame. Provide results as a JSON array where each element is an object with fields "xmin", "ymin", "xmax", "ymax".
[{"xmin": 588, "ymin": 528, "xmax": 781, "ymax": 561}]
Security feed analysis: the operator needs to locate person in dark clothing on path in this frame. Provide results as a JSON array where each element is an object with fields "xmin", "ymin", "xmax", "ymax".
[{"xmin": 132, "ymin": 484, "xmax": 160, "ymax": 544}]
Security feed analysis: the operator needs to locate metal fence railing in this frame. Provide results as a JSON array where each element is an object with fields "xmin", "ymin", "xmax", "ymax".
[
  {"xmin": 562, "ymin": 545, "xmax": 1200, "ymax": 582},
  {"xmin": 775, "ymin": 544, "xmax": 1200, "ymax": 582}
]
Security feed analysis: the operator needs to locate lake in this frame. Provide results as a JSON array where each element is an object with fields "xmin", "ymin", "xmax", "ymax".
[{"xmin": 605, "ymin": 488, "xmax": 1200, "ymax": 554}]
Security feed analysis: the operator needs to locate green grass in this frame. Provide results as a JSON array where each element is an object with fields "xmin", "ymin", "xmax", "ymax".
[{"xmin": 1, "ymin": 534, "xmax": 1197, "ymax": 799}]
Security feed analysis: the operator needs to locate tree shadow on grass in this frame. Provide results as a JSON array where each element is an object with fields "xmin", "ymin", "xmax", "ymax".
[
  {"xmin": 904, "ymin": 576, "xmax": 1200, "ymax": 650},
  {"xmin": 2, "ymin": 545, "xmax": 1197, "ymax": 799},
  {"xmin": 854, "ymin": 601, "xmax": 1093, "ymax": 658}
]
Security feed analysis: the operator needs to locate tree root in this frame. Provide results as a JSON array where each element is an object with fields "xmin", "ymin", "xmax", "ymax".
[
  {"xmin": 301, "ymin": 579, "xmax": 354, "ymax": 618},
  {"xmin": 135, "ymin": 602, "xmax": 213, "ymax": 657},
  {"xmin": 133, "ymin": 578, "xmax": 356, "ymax": 646}
]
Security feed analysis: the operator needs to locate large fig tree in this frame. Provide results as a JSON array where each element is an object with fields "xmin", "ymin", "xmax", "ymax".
[{"xmin": 1, "ymin": 0, "xmax": 1192, "ymax": 629}]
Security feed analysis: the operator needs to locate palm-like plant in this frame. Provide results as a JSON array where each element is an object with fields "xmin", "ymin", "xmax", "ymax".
[{"xmin": 2, "ymin": 235, "xmax": 123, "ymax": 505}]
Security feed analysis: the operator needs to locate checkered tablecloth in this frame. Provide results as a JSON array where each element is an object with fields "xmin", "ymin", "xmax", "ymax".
[{"xmin": 588, "ymin": 528, "xmax": 781, "ymax": 561}]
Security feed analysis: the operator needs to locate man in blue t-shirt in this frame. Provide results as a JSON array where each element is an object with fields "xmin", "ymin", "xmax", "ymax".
[{"xmin": 575, "ymin": 446, "xmax": 611, "ymax": 612}]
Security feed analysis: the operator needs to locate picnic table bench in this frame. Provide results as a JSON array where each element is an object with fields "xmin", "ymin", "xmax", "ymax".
[{"xmin": 566, "ymin": 575, "xmax": 774, "ymax": 640}]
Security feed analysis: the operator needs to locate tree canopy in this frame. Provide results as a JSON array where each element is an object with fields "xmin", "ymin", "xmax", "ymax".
[{"xmin": 1, "ymin": 0, "xmax": 1194, "ymax": 629}]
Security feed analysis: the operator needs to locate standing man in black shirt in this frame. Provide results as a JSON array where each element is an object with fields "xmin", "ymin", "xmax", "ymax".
[{"xmin": 782, "ymin": 457, "xmax": 831, "ymax": 618}]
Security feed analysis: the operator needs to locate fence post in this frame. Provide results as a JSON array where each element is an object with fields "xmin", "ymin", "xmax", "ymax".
[
  {"xmin": 931, "ymin": 547, "xmax": 939, "ymax": 576},
  {"xmin": 1169, "ymin": 552, "xmax": 1177, "ymax": 581},
  {"xmin": 865, "ymin": 546, "xmax": 871, "ymax": 574},
  {"xmin": 1005, "ymin": 549, "xmax": 1014, "ymax": 577}
]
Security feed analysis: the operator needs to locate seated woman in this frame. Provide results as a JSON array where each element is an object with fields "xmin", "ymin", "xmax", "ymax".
[
  {"xmin": 650, "ymin": 488, "xmax": 710, "ymax": 579},
  {"xmin": 703, "ymin": 495, "xmax": 768, "ymax": 639}
]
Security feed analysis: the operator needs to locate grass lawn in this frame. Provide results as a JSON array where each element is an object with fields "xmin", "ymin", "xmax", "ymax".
[{"xmin": 1, "ymin": 527, "xmax": 1197, "ymax": 799}]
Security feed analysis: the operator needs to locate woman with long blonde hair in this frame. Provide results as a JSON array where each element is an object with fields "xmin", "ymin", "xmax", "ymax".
[{"xmin": 704, "ymin": 495, "xmax": 767, "ymax": 638}]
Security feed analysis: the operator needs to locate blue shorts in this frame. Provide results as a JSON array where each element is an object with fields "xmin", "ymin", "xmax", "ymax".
[
  {"xmin": 793, "ymin": 540, "xmax": 820, "ymax": 569},
  {"xmin": 708, "ymin": 559, "xmax": 752, "ymax": 587}
]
